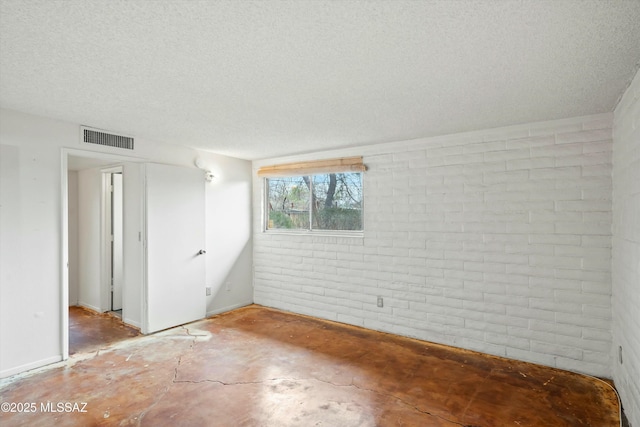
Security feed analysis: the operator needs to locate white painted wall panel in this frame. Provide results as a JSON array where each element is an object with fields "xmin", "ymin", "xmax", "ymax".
[
  {"xmin": 0, "ymin": 141, "xmax": 63, "ymax": 376},
  {"xmin": 77, "ymin": 167, "xmax": 102, "ymax": 312},
  {"xmin": 200, "ymin": 153, "xmax": 254, "ymax": 316},
  {"xmin": 67, "ymin": 171, "xmax": 79, "ymax": 306}
]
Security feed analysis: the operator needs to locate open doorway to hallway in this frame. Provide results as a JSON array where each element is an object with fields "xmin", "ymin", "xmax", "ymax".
[
  {"xmin": 62, "ymin": 150, "xmax": 204, "ymax": 355},
  {"xmin": 66, "ymin": 156, "xmax": 132, "ymax": 355}
]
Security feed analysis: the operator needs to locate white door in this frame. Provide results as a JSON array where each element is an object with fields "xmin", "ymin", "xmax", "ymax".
[{"xmin": 144, "ymin": 163, "xmax": 206, "ymax": 333}]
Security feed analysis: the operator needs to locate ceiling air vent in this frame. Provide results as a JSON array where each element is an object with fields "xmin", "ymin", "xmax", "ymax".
[{"xmin": 81, "ymin": 127, "xmax": 134, "ymax": 150}]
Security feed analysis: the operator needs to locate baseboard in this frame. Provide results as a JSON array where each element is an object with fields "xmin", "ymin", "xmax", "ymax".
[
  {"xmin": 123, "ymin": 318, "xmax": 141, "ymax": 329},
  {"xmin": 206, "ymin": 301, "xmax": 253, "ymax": 317},
  {"xmin": 77, "ymin": 302, "xmax": 101, "ymax": 313},
  {"xmin": 0, "ymin": 355, "xmax": 62, "ymax": 379}
]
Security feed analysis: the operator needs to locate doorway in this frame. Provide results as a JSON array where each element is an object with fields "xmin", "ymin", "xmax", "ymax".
[
  {"xmin": 62, "ymin": 151, "xmax": 206, "ymax": 357},
  {"xmin": 63, "ymin": 149, "xmax": 145, "ymax": 359}
]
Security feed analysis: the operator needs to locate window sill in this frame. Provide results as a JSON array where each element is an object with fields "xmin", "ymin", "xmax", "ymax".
[{"xmin": 263, "ymin": 229, "xmax": 364, "ymax": 238}]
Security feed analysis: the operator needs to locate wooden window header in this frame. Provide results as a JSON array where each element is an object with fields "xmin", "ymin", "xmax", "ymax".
[{"xmin": 257, "ymin": 156, "xmax": 367, "ymax": 177}]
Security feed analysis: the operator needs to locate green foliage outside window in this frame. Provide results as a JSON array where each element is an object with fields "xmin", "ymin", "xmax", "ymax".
[{"xmin": 266, "ymin": 173, "xmax": 362, "ymax": 231}]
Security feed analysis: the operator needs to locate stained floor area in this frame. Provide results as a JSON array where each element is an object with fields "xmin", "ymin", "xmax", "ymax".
[
  {"xmin": 1, "ymin": 305, "xmax": 619, "ymax": 426},
  {"xmin": 69, "ymin": 306, "xmax": 140, "ymax": 355}
]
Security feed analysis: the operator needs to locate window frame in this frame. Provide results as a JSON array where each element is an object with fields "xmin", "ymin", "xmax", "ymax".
[{"xmin": 263, "ymin": 172, "xmax": 364, "ymax": 235}]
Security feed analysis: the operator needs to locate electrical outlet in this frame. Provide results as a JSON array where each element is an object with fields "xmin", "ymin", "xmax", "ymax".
[
  {"xmin": 377, "ymin": 296, "xmax": 383, "ymax": 308},
  {"xmin": 225, "ymin": 282, "xmax": 231, "ymax": 291},
  {"xmin": 205, "ymin": 287, "xmax": 212, "ymax": 296}
]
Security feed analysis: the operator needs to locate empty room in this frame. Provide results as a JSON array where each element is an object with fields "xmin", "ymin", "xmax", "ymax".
[{"xmin": 0, "ymin": 1, "xmax": 639, "ymax": 426}]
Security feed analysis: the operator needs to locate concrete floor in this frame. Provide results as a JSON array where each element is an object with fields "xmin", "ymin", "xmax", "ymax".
[
  {"xmin": 69, "ymin": 306, "xmax": 140, "ymax": 355},
  {"xmin": 0, "ymin": 305, "xmax": 619, "ymax": 426}
]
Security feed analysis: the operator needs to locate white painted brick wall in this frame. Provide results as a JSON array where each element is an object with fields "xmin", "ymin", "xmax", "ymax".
[
  {"xmin": 612, "ymin": 69, "xmax": 640, "ymax": 427},
  {"xmin": 253, "ymin": 113, "xmax": 613, "ymax": 379}
]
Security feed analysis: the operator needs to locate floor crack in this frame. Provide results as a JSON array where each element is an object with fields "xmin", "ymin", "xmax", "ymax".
[
  {"xmin": 171, "ymin": 376, "xmax": 471, "ymax": 426},
  {"xmin": 172, "ymin": 377, "xmax": 299, "ymax": 386},
  {"xmin": 137, "ymin": 337, "xmax": 192, "ymax": 426},
  {"xmin": 181, "ymin": 326, "xmax": 207, "ymax": 350},
  {"xmin": 459, "ymin": 369, "xmax": 494, "ymax": 421}
]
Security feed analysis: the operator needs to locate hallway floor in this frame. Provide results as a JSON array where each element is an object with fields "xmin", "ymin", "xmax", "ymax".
[
  {"xmin": 69, "ymin": 306, "xmax": 140, "ymax": 355},
  {"xmin": 1, "ymin": 305, "xmax": 619, "ymax": 426}
]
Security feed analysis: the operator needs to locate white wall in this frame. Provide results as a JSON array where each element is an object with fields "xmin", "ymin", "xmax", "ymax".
[
  {"xmin": 612, "ymin": 69, "xmax": 640, "ymax": 427},
  {"xmin": 198, "ymin": 152, "xmax": 254, "ymax": 316},
  {"xmin": 67, "ymin": 171, "xmax": 79, "ymax": 306},
  {"xmin": 253, "ymin": 113, "xmax": 614, "ymax": 378},
  {"xmin": 0, "ymin": 108, "xmax": 253, "ymax": 378},
  {"xmin": 0, "ymin": 134, "xmax": 63, "ymax": 376},
  {"xmin": 77, "ymin": 167, "xmax": 103, "ymax": 312}
]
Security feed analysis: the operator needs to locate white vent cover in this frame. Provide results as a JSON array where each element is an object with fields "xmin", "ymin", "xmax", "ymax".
[{"xmin": 81, "ymin": 127, "xmax": 134, "ymax": 150}]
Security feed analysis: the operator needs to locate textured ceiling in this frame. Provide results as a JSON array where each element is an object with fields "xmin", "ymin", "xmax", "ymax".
[{"xmin": 1, "ymin": 1, "xmax": 639, "ymax": 160}]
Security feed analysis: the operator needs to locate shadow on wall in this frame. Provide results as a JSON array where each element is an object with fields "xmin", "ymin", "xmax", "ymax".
[
  {"xmin": 207, "ymin": 239, "xmax": 253, "ymax": 313},
  {"xmin": 205, "ymin": 176, "xmax": 253, "ymax": 316}
]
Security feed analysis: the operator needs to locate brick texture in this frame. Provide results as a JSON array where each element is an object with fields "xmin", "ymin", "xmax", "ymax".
[
  {"xmin": 253, "ymin": 113, "xmax": 613, "ymax": 378},
  {"xmin": 612, "ymin": 69, "xmax": 640, "ymax": 427}
]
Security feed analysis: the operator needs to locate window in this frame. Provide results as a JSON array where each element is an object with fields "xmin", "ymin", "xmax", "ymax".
[
  {"xmin": 259, "ymin": 156, "xmax": 367, "ymax": 232},
  {"xmin": 265, "ymin": 172, "xmax": 363, "ymax": 232}
]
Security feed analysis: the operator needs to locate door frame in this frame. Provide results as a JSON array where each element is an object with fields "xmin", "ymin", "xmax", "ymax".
[{"xmin": 60, "ymin": 148, "xmax": 146, "ymax": 360}]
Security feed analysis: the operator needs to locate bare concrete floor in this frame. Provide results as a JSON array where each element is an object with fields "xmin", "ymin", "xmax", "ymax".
[
  {"xmin": 1, "ymin": 305, "xmax": 619, "ymax": 426},
  {"xmin": 69, "ymin": 306, "xmax": 140, "ymax": 355}
]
